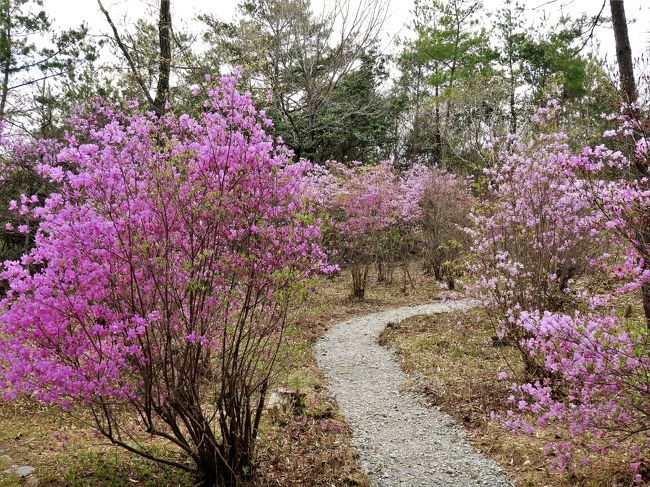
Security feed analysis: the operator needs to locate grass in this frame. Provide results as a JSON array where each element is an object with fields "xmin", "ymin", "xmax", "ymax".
[
  {"xmin": 0, "ymin": 261, "xmax": 444, "ymax": 486},
  {"xmin": 379, "ymin": 307, "xmax": 644, "ymax": 487},
  {"xmin": 0, "ymin": 398, "xmax": 192, "ymax": 487},
  {"xmin": 51, "ymin": 451, "xmax": 192, "ymax": 487}
]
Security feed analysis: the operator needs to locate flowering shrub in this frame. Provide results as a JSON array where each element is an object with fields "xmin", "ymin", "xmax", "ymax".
[
  {"xmin": 501, "ymin": 310, "xmax": 648, "ymax": 480},
  {"xmin": 309, "ymin": 161, "xmax": 422, "ymax": 298},
  {"xmin": 308, "ymin": 161, "xmax": 474, "ymax": 297},
  {"xmin": 488, "ymin": 105, "xmax": 650, "ymax": 481},
  {"xmin": 375, "ymin": 164, "xmax": 428, "ymax": 287},
  {"xmin": 575, "ymin": 109, "xmax": 650, "ymax": 326},
  {"xmin": 409, "ymin": 165, "xmax": 473, "ymax": 289},
  {"xmin": 468, "ymin": 111, "xmax": 598, "ymax": 371},
  {"xmin": 0, "ymin": 133, "xmax": 60, "ymax": 267},
  {"xmin": 0, "ymin": 74, "xmax": 327, "ymax": 486}
]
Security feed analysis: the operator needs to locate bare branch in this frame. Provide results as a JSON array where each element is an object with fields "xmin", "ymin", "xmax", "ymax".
[{"xmin": 96, "ymin": 0, "xmax": 156, "ymax": 109}]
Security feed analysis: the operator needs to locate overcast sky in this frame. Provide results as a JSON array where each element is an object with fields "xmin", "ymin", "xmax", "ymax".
[{"xmin": 47, "ymin": 0, "xmax": 649, "ymax": 66}]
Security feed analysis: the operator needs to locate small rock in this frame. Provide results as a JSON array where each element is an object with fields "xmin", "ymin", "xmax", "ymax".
[
  {"xmin": 14, "ymin": 465, "xmax": 35, "ymax": 477},
  {"xmin": 0, "ymin": 454, "xmax": 12, "ymax": 466}
]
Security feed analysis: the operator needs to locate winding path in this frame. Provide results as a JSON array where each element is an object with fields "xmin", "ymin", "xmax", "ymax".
[{"xmin": 315, "ymin": 299, "xmax": 511, "ymax": 487}]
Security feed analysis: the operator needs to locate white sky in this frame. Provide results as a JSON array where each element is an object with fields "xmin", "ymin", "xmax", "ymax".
[{"xmin": 46, "ymin": 0, "xmax": 649, "ymax": 65}]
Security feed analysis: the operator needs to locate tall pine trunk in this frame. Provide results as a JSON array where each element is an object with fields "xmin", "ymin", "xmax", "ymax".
[
  {"xmin": 153, "ymin": 0, "xmax": 171, "ymax": 114},
  {"xmin": 609, "ymin": 0, "xmax": 650, "ymax": 326}
]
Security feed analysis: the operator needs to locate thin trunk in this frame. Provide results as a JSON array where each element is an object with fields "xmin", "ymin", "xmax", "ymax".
[
  {"xmin": 609, "ymin": 0, "xmax": 637, "ymax": 106},
  {"xmin": 507, "ymin": 32, "xmax": 517, "ymax": 135},
  {"xmin": 97, "ymin": 0, "xmax": 156, "ymax": 109},
  {"xmin": 440, "ymin": 10, "xmax": 462, "ymax": 169},
  {"xmin": 609, "ymin": 0, "xmax": 650, "ymax": 326},
  {"xmin": 642, "ymin": 282, "xmax": 650, "ymax": 327},
  {"xmin": 376, "ymin": 258, "xmax": 385, "ymax": 283},
  {"xmin": 434, "ymin": 83, "xmax": 441, "ymax": 164},
  {"xmin": 0, "ymin": 0, "xmax": 11, "ymax": 121},
  {"xmin": 509, "ymin": 62, "xmax": 517, "ymax": 134},
  {"xmin": 153, "ymin": 0, "xmax": 171, "ymax": 114},
  {"xmin": 0, "ymin": 58, "xmax": 9, "ymax": 121},
  {"xmin": 411, "ymin": 63, "xmax": 422, "ymax": 164},
  {"xmin": 351, "ymin": 264, "xmax": 368, "ymax": 300},
  {"xmin": 98, "ymin": 0, "xmax": 171, "ymax": 115}
]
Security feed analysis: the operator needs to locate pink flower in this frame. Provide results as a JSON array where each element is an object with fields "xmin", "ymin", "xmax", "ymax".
[{"xmin": 0, "ymin": 73, "xmax": 329, "ymax": 465}]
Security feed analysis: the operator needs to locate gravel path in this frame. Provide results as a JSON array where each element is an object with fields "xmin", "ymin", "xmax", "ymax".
[{"xmin": 315, "ymin": 299, "xmax": 511, "ymax": 487}]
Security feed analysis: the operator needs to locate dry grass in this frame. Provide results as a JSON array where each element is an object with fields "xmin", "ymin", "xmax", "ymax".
[
  {"xmin": 293, "ymin": 262, "xmax": 447, "ymax": 340},
  {"xmin": 379, "ymin": 308, "xmax": 644, "ymax": 487},
  {"xmin": 0, "ymin": 261, "xmax": 443, "ymax": 486},
  {"xmin": 0, "ymin": 398, "xmax": 193, "ymax": 487}
]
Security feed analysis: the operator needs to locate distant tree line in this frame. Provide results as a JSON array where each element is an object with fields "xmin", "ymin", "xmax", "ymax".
[{"xmin": 2, "ymin": 0, "xmax": 644, "ymax": 169}]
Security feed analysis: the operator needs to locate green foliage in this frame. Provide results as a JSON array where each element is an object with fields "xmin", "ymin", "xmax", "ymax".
[
  {"xmin": 396, "ymin": 0, "xmax": 498, "ymax": 169},
  {"xmin": 56, "ymin": 450, "xmax": 193, "ymax": 487},
  {"xmin": 413, "ymin": 0, "xmax": 496, "ymax": 92},
  {"xmin": 516, "ymin": 20, "xmax": 588, "ymax": 102},
  {"xmin": 0, "ymin": 0, "xmax": 98, "ymax": 134},
  {"xmin": 200, "ymin": 0, "xmax": 399, "ymax": 163},
  {"xmin": 392, "ymin": 0, "xmax": 615, "ymax": 171}
]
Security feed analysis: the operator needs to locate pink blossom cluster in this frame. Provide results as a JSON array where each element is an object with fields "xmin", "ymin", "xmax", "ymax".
[
  {"xmin": 476, "ymin": 105, "xmax": 650, "ymax": 480},
  {"xmin": 499, "ymin": 310, "xmax": 648, "ymax": 479},
  {"xmin": 307, "ymin": 161, "xmax": 473, "ymax": 296},
  {"xmin": 566, "ymin": 109, "xmax": 650, "ymax": 305},
  {"xmin": 306, "ymin": 160, "xmax": 437, "ymax": 297},
  {"xmin": 0, "ymin": 73, "xmax": 328, "ymax": 408},
  {"xmin": 313, "ymin": 160, "xmax": 422, "ymax": 240},
  {"xmin": 468, "ymin": 130, "xmax": 598, "ymax": 339}
]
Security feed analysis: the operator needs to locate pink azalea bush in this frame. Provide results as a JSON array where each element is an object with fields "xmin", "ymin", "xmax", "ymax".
[
  {"xmin": 308, "ymin": 161, "xmax": 474, "ymax": 298},
  {"xmin": 500, "ymin": 309, "xmax": 648, "ymax": 479},
  {"xmin": 468, "ymin": 107, "xmax": 598, "ymax": 371},
  {"xmin": 480, "ymin": 103, "xmax": 649, "ymax": 480},
  {"xmin": 578, "ymin": 108, "xmax": 650, "ymax": 325},
  {"xmin": 309, "ymin": 161, "xmax": 422, "ymax": 298},
  {"xmin": 0, "ymin": 74, "xmax": 327, "ymax": 485},
  {"xmin": 374, "ymin": 164, "xmax": 429, "ymax": 287},
  {"xmin": 408, "ymin": 164, "xmax": 473, "ymax": 289}
]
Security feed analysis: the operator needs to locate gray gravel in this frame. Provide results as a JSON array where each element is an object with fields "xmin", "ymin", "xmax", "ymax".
[{"xmin": 315, "ymin": 299, "xmax": 511, "ymax": 487}]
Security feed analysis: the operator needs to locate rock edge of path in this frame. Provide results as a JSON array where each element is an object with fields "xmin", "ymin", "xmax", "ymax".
[{"xmin": 315, "ymin": 299, "xmax": 511, "ymax": 487}]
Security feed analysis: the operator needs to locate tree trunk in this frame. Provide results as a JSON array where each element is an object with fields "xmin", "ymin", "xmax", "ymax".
[
  {"xmin": 153, "ymin": 0, "xmax": 171, "ymax": 114},
  {"xmin": 411, "ymin": 63, "xmax": 422, "ymax": 165},
  {"xmin": 642, "ymin": 282, "xmax": 650, "ymax": 327},
  {"xmin": 0, "ymin": 56, "xmax": 9, "ymax": 121},
  {"xmin": 609, "ymin": 1, "xmax": 650, "ymax": 326},
  {"xmin": 0, "ymin": 0, "xmax": 11, "ymax": 122},
  {"xmin": 609, "ymin": 0, "xmax": 637, "ymax": 106},
  {"xmin": 434, "ymin": 84, "xmax": 441, "ymax": 165},
  {"xmin": 350, "ymin": 264, "xmax": 368, "ymax": 300},
  {"xmin": 376, "ymin": 258, "xmax": 385, "ymax": 283},
  {"xmin": 509, "ymin": 71, "xmax": 517, "ymax": 134}
]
